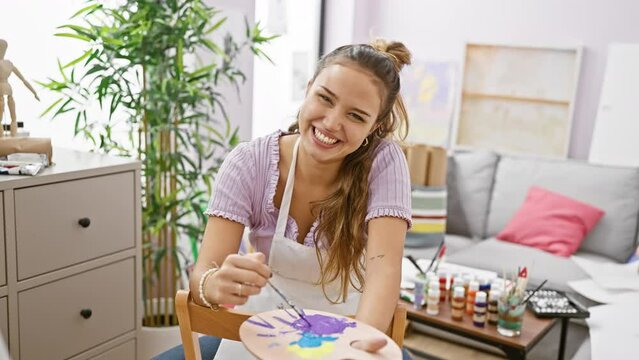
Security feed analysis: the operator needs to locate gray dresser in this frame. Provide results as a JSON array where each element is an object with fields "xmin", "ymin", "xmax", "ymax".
[{"xmin": 0, "ymin": 149, "xmax": 141, "ymax": 360}]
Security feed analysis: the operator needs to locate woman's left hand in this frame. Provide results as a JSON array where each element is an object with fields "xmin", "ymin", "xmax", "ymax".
[{"xmin": 351, "ymin": 337, "xmax": 388, "ymax": 353}]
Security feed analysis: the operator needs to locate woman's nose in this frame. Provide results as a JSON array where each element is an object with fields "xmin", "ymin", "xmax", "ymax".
[{"xmin": 323, "ymin": 111, "xmax": 342, "ymax": 130}]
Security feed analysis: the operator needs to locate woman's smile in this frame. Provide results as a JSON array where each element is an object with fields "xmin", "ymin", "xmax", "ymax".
[{"xmin": 312, "ymin": 126, "xmax": 340, "ymax": 147}]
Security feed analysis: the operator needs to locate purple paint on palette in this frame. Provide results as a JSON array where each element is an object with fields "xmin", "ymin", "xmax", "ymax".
[
  {"xmin": 267, "ymin": 343, "xmax": 280, "ymax": 348},
  {"xmin": 257, "ymin": 333, "xmax": 276, "ymax": 337},
  {"xmin": 280, "ymin": 330, "xmax": 296, "ymax": 335},
  {"xmin": 246, "ymin": 315, "xmax": 275, "ymax": 329},
  {"xmin": 283, "ymin": 308, "xmax": 297, "ymax": 319},
  {"xmin": 273, "ymin": 316, "xmax": 295, "ymax": 327},
  {"xmin": 291, "ymin": 314, "xmax": 356, "ymax": 336}
]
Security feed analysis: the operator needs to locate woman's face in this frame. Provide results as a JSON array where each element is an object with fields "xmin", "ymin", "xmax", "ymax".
[{"xmin": 297, "ymin": 63, "xmax": 383, "ymax": 165}]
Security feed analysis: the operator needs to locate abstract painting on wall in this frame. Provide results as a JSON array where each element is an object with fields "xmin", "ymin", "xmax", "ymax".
[{"xmin": 401, "ymin": 60, "xmax": 457, "ymax": 147}]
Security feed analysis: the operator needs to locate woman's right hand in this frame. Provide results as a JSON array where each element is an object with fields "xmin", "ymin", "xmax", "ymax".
[{"xmin": 204, "ymin": 252, "xmax": 272, "ymax": 306}]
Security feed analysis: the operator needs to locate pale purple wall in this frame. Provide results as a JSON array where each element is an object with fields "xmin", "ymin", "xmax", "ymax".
[{"xmin": 326, "ymin": 0, "xmax": 639, "ymax": 159}]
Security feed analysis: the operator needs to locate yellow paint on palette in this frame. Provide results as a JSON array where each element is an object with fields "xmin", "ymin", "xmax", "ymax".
[
  {"xmin": 287, "ymin": 342, "xmax": 335, "ymax": 359},
  {"xmin": 411, "ymin": 222, "xmax": 446, "ymax": 233}
]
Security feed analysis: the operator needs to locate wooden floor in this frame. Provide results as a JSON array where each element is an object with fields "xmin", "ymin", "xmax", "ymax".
[{"xmin": 403, "ymin": 323, "xmax": 505, "ymax": 360}]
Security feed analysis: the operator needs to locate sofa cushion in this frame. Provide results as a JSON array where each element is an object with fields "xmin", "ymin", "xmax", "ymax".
[
  {"xmin": 487, "ymin": 156, "xmax": 639, "ymax": 262},
  {"xmin": 447, "ymin": 238, "xmax": 616, "ymax": 292},
  {"xmin": 446, "ymin": 150, "xmax": 499, "ymax": 239},
  {"xmin": 405, "ymin": 186, "xmax": 447, "ymax": 248},
  {"xmin": 496, "ymin": 186, "xmax": 605, "ymax": 257}
]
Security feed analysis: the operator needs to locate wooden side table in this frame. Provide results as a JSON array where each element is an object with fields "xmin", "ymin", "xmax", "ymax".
[{"xmin": 401, "ymin": 298, "xmax": 562, "ymax": 359}]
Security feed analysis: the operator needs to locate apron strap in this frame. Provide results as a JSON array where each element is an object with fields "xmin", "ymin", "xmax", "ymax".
[{"xmin": 274, "ymin": 137, "xmax": 300, "ymax": 239}]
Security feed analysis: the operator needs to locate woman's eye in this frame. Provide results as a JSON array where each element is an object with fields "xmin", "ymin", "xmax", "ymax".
[
  {"xmin": 349, "ymin": 113, "xmax": 364, "ymax": 122},
  {"xmin": 318, "ymin": 94, "xmax": 332, "ymax": 103}
]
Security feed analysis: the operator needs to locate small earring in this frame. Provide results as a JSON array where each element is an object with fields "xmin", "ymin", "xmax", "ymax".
[{"xmin": 362, "ymin": 137, "xmax": 369, "ymax": 147}]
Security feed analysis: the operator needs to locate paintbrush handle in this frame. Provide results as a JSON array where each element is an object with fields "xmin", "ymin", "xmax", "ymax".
[
  {"xmin": 426, "ymin": 240, "xmax": 445, "ymax": 273},
  {"xmin": 521, "ymin": 279, "xmax": 548, "ymax": 305},
  {"xmin": 406, "ymin": 255, "xmax": 425, "ymax": 275}
]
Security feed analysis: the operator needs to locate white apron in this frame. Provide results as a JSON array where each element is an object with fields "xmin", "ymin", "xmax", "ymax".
[{"xmin": 214, "ymin": 138, "xmax": 361, "ymax": 359}]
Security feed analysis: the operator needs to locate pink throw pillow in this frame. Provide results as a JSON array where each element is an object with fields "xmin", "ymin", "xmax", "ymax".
[{"xmin": 497, "ymin": 187, "xmax": 605, "ymax": 257}]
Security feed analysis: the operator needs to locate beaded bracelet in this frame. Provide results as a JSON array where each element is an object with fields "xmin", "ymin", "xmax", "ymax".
[{"xmin": 198, "ymin": 263, "xmax": 220, "ymax": 311}]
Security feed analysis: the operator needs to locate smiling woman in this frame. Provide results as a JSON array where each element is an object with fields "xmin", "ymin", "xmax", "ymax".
[{"xmin": 157, "ymin": 39, "xmax": 415, "ymax": 360}]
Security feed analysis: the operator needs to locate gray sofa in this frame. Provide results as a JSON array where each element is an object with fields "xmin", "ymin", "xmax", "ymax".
[
  {"xmin": 404, "ymin": 150, "xmax": 639, "ymax": 359},
  {"xmin": 406, "ymin": 149, "xmax": 639, "ymax": 292}
]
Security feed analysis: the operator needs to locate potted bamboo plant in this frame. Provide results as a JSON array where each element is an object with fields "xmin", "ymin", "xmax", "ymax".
[{"xmin": 40, "ymin": 0, "xmax": 275, "ymax": 330}]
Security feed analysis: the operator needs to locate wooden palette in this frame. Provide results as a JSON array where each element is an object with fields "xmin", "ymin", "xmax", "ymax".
[{"xmin": 239, "ymin": 309, "xmax": 401, "ymax": 359}]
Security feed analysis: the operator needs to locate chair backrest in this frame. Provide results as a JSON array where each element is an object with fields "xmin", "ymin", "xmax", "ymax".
[{"xmin": 175, "ymin": 289, "xmax": 406, "ymax": 360}]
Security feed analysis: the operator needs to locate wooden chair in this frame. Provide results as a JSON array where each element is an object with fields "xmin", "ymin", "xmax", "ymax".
[{"xmin": 175, "ymin": 289, "xmax": 407, "ymax": 360}]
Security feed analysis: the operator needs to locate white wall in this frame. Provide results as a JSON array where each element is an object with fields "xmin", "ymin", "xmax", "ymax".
[
  {"xmin": 1, "ymin": 0, "xmax": 92, "ymax": 151},
  {"xmin": 0, "ymin": 0, "xmax": 256, "ymax": 151},
  {"xmin": 206, "ymin": 0, "xmax": 256, "ymax": 142},
  {"xmin": 252, "ymin": 0, "xmax": 321, "ymax": 139},
  {"xmin": 327, "ymin": 0, "xmax": 639, "ymax": 159}
]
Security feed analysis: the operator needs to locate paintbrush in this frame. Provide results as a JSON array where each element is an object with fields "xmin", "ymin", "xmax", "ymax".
[
  {"xmin": 238, "ymin": 250, "xmax": 311, "ymax": 326},
  {"xmin": 425, "ymin": 239, "xmax": 445, "ymax": 273},
  {"xmin": 520, "ymin": 279, "xmax": 548, "ymax": 305},
  {"xmin": 405, "ymin": 255, "xmax": 425, "ymax": 276},
  {"xmin": 267, "ymin": 279, "xmax": 311, "ymax": 326},
  {"xmin": 432, "ymin": 244, "xmax": 447, "ymax": 273}
]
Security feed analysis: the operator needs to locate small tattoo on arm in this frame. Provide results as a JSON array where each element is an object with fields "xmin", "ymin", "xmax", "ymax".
[{"xmin": 369, "ymin": 254, "xmax": 385, "ymax": 261}]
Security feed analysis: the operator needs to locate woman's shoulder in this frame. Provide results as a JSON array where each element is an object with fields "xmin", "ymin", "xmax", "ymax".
[
  {"xmin": 372, "ymin": 138, "xmax": 406, "ymax": 162},
  {"xmin": 369, "ymin": 138, "xmax": 410, "ymax": 180}
]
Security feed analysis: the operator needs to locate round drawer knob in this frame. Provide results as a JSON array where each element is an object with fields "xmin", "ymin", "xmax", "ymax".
[
  {"xmin": 80, "ymin": 308, "xmax": 93, "ymax": 319},
  {"xmin": 78, "ymin": 217, "xmax": 91, "ymax": 228}
]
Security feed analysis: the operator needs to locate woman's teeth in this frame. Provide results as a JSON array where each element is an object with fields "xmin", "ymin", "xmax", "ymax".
[{"xmin": 314, "ymin": 128, "xmax": 338, "ymax": 145}]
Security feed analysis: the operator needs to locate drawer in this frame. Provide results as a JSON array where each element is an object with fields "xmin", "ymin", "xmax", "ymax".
[
  {"xmin": 0, "ymin": 297, "xmax": 7, "ymax": 349},
  {"xmin": 0, "ymin": 192, "xmax": 5, "ymax": 286},
  {"xmin": 91, "ymin": 339, "xmax": 135, "ymax": 360},
  {"xmin": 19, "ymin": 258, "xmax": 135, "ymax": 360},
  {"xmin": 15, "ymin": 172, "xmax": 135, "ymax": 279}
]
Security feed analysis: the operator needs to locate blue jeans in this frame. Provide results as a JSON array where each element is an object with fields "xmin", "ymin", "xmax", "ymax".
[{"xmin": 153, "ymin": 336, "xmax": 414, "ymax": 359}]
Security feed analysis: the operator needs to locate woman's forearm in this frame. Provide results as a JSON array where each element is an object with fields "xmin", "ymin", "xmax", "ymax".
[
  {"xmin": 355, "ymin": 217, "xmax": 406, "ymax": 332},
  {"xmin": 355, "ymin": 259, "xmax": 401, "ymax": 332}
]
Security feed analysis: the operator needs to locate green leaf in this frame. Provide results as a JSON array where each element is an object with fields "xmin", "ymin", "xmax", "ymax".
[
  {"xmin": 70, "ymin": 3, "xmax": 102, "ymax": 19},
  {"xmin": 205, "ymin": 16, "xmax": 227, "ymax": 35},
  {"xmin": 64, "ymin": 49, "xmax": 93, "ymax": 69},
  {"xmin": 54, "ymin": 32, "xmax": 92, "ymax": 42},
  {"xmin": 39, "ymin": 98, "xmax": 63, "ymax": 117},
  {"xmin": 56, "ymin": 59, "xmax": 68, "ymax": 82}
]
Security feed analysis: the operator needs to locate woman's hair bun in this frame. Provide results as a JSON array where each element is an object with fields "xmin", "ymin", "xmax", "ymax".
[{"xmin": 370, "ymin": 38, "xmax": 412, "ymax": 71}]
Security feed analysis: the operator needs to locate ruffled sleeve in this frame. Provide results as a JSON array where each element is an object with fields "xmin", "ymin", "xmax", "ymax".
[
  {"xmin": 205, "ymin": 142, "xmax": 256, "ymax": 227},
  {"xmin": 365, "ymin": 141, "xmax": 412, "ymax": 229}
]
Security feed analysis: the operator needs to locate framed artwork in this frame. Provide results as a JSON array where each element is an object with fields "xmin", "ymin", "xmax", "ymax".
[
  {"xmin": 402, "ymin": 60, "xmax": 457, "ymax": 147},
  {"xmin": 451, "ymin": 43, "xmax": 582, "ymax": 158}
]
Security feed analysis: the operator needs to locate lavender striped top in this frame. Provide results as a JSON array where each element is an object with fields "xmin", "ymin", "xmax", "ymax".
[{"xmin": 205, "ymin": 130, "xmax": 411, "ymax": 259}]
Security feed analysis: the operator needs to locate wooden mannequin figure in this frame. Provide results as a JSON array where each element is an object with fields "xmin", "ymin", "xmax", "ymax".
[{"xmin": 0, "ymin": 39, "xmax": 40, "ymax": 137}]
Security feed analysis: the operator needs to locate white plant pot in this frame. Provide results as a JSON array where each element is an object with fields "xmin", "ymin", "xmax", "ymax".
[
  {"xmin": 138, "ymin": 297, "xmax": 182, "ymax": 359},
  {"xmin": 139, "ymin": 325, "xmax": 182, "ymax": 359}
]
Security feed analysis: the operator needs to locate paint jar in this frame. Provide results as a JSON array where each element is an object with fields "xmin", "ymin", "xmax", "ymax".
[
  {"xmin": 487, "ymin": 289, "xmax": 501, "ymax": 326},
  {"xmin": 462, "ymin": 274, "xmax": 473, "ymax": 301},
  {"xmin": 426, "ymin": 272, "xmax": 438, "ymax": 289},
  {"xmin": 478, "ymin": 277, "xmax": 491, "ymax": 293},
  {"xmin": 451, "ymin": 286, "xmax": 465, "ymax": 321},
  {"xmin": 497, "ymin": 294, "xmax": 525, "ymax": 337},
  {"xmin": 426, "ymin": 287, "xmax": 440, "ymax": 315},
  {"xmin": 437, "ymin": 269, "xmax": 448, "ymax": 302},
  {"xmin": 451, "ymin": 277, "xmax": 464, "ymax": 304},
  {"xmin": 473, "ymin": 291, "xmax": 487, "ymax": 327},
  {"xmin": 466, "ymin": 280, "xmax": 479, "ymax": 315},
  {"xmin": 413, "ymin": 276, "xmax": 427, "ymax": 309}
]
